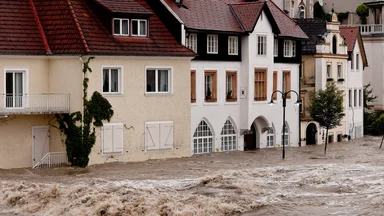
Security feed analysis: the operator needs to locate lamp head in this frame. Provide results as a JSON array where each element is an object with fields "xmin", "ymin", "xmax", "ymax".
[
  {"xmin": 295, "ymin": 99, "xmax": 302, "ymax": 105},
  {"xmin": 268, "ymin": 99, "xmax": 274, "ymax": 105}
]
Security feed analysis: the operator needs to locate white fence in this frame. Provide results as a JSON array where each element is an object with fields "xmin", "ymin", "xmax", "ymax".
[
  {"xmin": 0, "ymin": 93, "xmax": 70, "ymax": 114},
  {"xmin": 33, "ymin": 152, "xmax": 69, "ymax": 169},
  {"xmin": 342, "ymin": 24, "xmax": 384, "ymax": 35}
]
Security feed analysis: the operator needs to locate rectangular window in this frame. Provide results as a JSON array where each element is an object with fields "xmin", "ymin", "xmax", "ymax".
[
  {"xmin": 284, "ymin": 40, "xmax": 296, "ymax": 57},
  {"xmin": 349, "ymin": 89, "xmax": 352, "ymax": 107},
  {"xmin": 5, "ymin": 71, "xmax": 24, "ymax": 108},
  {"xmin": 274, "ymin": 39, "xmax": 278, "ymax": 57},
  {"xmin": 356, "ymin": 54, "xmax": 360, "ymax": 70},
  {"xmin": 103, "ymin": 68, "xmax": 121, "ymax": 94},
  {"xmin": 283, "ymin": 71, "xmax": 291, "ymax": 99},
  {"xmin": 145, "ymin": 122, "xmax": 174, "ymax": 151},
  {"xmin": 191, "ymin": 70, "xmax": 196, "ymax": 103},
  {"xmin": 254, "ymin": 68, "xmax": 267, "ymax": 101},
  {"xmin": 146, "ymin": 68, "xmax": 171, "ymax": 94},
  {"xmin": 327, "ymin": 64, "xmax": 332, "ymax": 79},
  {"xmin": 228, "ymin": 36, "xmax": 238, "ymax": 55},
  {"xmin": 337, "ymin": 64, "xmax": 343, "ymax": 79},
  {"xmin": 299, "ymin": 97, "xmax": 304, "ymax": 114},
  {"xmin": 113, "ymin": 18, "xmax": 129, "ymax": 36},
  {"xmin": 132, "ymin": 19, "xmax": 147, "ymax": 36},
  {"xmin": 273, "ymin": 71, "xmax": 277, "ymax": 100},
  {"xmin": 102, "ymin": 123, "xmax": 124, "ymax": 154},
  {"xmin": 205, "ymin": 71, "xmax": 217, "ymax": 102},
  {"xmin": 257, "ymin": 35, "xmax": 267, "ymax": 56},
  {"xmin": 207, "ymin": 34, "xmax": 218, "ymax": 54},
  {"xmin": 226, "ymin": 71, "xmax": 237, "ymax": 102},
  {"xmin": 354, "ymin": 89, "xmax": 357, "ymax": 107},
  {"xmin": 186, "ymin": 33, "xmax": 197, "ymax": 52},
  {"xmin": 359, "ymin": 89, "xmax": 362, "ymax": 107}
]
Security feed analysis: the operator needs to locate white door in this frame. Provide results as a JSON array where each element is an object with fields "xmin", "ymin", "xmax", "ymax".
[{"xmin": 32, "ymin": 127, "xmax": 49, "ymax": 167}]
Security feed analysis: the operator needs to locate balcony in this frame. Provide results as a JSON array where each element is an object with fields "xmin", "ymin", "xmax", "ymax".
[
  {"xmin": 0, "ymin": 93, "xmax": 70, "ymax": 115},
  {"xmin": 343, "ymin": 24, "xmax": 384, "ymax": 36}
]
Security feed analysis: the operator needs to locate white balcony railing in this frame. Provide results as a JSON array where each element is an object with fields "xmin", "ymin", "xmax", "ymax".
[
  {"xmin": 343, "ymin": 24, "xmax": 384, "ymax": 35},
  {"xmin": 33, "ymin": 152, "xmax": 69, "ymax": 169},
  {"xmin": 0, "ymin": 93, "xmax": 70, "ymax": 115}
]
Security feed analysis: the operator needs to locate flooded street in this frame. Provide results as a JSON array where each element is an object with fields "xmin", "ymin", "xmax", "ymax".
[{"xmin": 1, "ymin": 136, "xmax": 384, "ymax": 216}]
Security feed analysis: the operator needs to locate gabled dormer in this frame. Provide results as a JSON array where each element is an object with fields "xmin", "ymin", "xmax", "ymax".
[{"xmin": 90, "ymin": 0, "xmax": 153, "ymax": 39}]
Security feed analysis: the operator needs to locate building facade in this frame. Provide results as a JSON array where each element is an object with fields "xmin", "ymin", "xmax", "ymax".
[
  {"xmin": 0, "ymin": 0, "xmax": 195, "ymax": 169},
  {"xmin": 150, "ymin": 0, "xmax": 307, "ymax": 153}
]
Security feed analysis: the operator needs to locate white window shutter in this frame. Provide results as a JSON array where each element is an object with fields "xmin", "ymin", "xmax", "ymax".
[
  {"xmin": 102, "ymin": 125, "xmax": 113, "ymax": 154},
  {"xmin": 113, "ymin": 124, "xmax": 124, "ymax": 153},
  {"xmin": 160, "ymin": 122, "xmax": 173, "ymax": 150},
  {"xmin": 146, "ymin": 123, "xmax": 160, "ymax": 151}
]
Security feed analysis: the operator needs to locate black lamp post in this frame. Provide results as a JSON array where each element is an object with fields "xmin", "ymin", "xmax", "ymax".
[{"xmin": 269, "ymin": 90, "xmax": 301, "ymax": 159}]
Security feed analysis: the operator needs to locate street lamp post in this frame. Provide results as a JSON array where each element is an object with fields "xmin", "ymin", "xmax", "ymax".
[{"xmin": 269, "ymin": 90, "xmax": 301, "ymax": 159}]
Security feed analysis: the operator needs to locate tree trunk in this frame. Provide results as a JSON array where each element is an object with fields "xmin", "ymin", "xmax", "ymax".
[{"xmin": 324, "ymin": 127, "xmax": 329, "ymax": 153}]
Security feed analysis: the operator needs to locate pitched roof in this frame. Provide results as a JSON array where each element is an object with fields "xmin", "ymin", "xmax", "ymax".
[
  {"xmin": 0, "ymin": 0, "xmax": 194, "ymax": 57},
  {"xmin": 296, "ymin": 18, "xmax": 327, "ymax": 54},
  {"xmin": 92, "ymin": 0, "xmax": 152, "ymax": 14},
  {"xmin": 163, "ymin": 0, "xmax": 244, "ymax": 32},
  {"xmin": 0, "ymin": 0, "xmax": 46, "ymax": 55},
  {"xmin": 230, "ymin": 2, "xmax": 264, "ymax": 32},
  {"xmin": 265, "ymin": 1, "xmax": 308, "ymax": 39},
  {"xmin": 339, "ymin": 26, "xmax": 359, "ymax": 52}
]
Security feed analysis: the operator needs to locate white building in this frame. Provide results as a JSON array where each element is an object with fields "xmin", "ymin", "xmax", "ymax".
[{"xmin": 150, "ymin": 0, "xmax": 307, "ymax": 153}]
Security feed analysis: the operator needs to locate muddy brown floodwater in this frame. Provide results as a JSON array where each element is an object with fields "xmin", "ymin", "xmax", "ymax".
[{"xmin": 1, "ymin": 136, "xmax": 384, "ymax": 216}]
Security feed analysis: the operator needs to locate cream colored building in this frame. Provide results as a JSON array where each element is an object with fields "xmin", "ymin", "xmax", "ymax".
[
  {"xmin": 297, "ymin": 14, "xmax": 350, "ymax": 146},
  {"xmin": 0, "ymin": 0, "xmax": 194, "ymax": 169}
]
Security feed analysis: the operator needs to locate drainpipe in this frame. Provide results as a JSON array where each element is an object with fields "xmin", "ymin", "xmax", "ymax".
[
  {"xmin": 298, "ymin": 51, "xmax": 302, "ymax": 147},
  {"xmin": 79, "ymin": 56, "xmax": 84, "ymax": 127}
]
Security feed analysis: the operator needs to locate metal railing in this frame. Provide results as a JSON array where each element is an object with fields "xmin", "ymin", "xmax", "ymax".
[
  {"xmin": 33, "ymin": 152, "xmax": 69, "ymax": 169},
  {"xmin": 0, "ymin": 93, "xmax": 70, "ymax": 114}
]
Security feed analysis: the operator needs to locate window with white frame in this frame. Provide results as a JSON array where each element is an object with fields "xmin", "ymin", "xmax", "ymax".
[
  {"xmin": 185, "ymin": 33, "xmax": 197, "ymax": 52},
  {"xmin": 274, "ymin": 39, "xmax": 278, "ymax": 57},
  {"xmin": 145, "ymin": 122, "xmax": 174, "ymax": 151},
  {"xmin": 207, "ymin": 34, "xmax": 218, "ymax": 54},
  {"xmin": 113, "ymin": 18, "xmax": 129, "ymax": 36},
  {"xmin": 267, "ymin": 128, "xmax": 274, "ymax": 147},
  {"xmin": 327, "ymin": 64, "xmax": 332, "ymax": 79},
  {"xmin": 5, "ymin": 71, "xmax": 25, "ymax": 108},
  {"xmin": 146, "ymin": 68, "xmax": 171, "ymax": 93},
  {"xmin": 257, "ymin": 35, "xmax": 267, "ymax": 56},
  {"xmin": 281, "ymin": 123, "xmax": 289, "ymax": 146},
  {"xmin": 337, "ymin": 64, "xmax": 343, "ymax": 79},
  {"xmin": 220, "ymin": 119, "xmax": 237, "ymax": 151},
  {"xmin": 102, "ymin": 123, "xmax": 124, "ymax": 154},
  {"xmin": 284, "ymin": 40, "xmax": 296, "ymax": 57},
  {"xmin": 228, "ymin": 36, "xmax": 238, "ymax": 55},
  {"xmin": 132, "ymin": 19, "xmax": 147, "ymax": 36},
  {"xmin": 103, "ymin": 68, "xmax": 122, "ymax": 94},
  {"xmin": 359, "ymin": 89, "xmax": 362, "ymax": 107},
  {"xmin": 193, "ymin": 120, "xmax": 213, "ymax": 154}
]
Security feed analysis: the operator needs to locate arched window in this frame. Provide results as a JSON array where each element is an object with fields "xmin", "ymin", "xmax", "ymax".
[
  {"xmin": 220, "ymin": 119, "xmax": 237, "ymax": 151},
  {"xmin": 299, "ymin": 6, "xmax": 305, "ymax": 18},
  {"xmin": 193, "ymin": 120, "xmax": 214, "ymax": 154},
  {"xmin": 267, "ymin": 128, "xmax": 274, "ymax": 147},
  {"xmin": 333, "ymin": 35, "xmax": 337, "ymax": 54},
  {"xmin": 281, "ymin": 123, "xmax": 289, "ymax": 146}
]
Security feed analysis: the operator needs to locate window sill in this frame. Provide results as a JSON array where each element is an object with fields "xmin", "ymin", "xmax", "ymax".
[
  {"xmin": 224, "ymin": 101, "xmax": 239, "ymax": 105},
  {"xmin": 102, "ymin": 93, "xmax": 124, "ymax": 97},
  {"xmin": 228, "ymin": 53, "xmax": 239, "ymax": 56},
  {"xmin": 102, "ymin": 152, "xmax": 123, "ymax": 156},
  {"xmin": 203, "ymin": 102, "xmax": 219, "ymax": 106},
  {"xmin": 207, "ymin": 52, "xmax": 218, "ymax": 54},
  {"xmin": 145, "ymin": 92, "xmax": 173, "ymax": 97},
  {"xmin": 114, "ymin": 37, "xmax": 152, "ymax": 43}
]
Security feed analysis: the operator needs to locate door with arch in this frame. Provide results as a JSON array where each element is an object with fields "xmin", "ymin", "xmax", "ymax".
[{"xmin": 306, "ymin": 123, "xmax": 317, "ymax": 145}]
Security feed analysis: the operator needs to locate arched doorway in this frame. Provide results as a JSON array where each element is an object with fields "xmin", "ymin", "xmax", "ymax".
[
  {"xmin": 244, "ymin": 124, "xmax": 256, "ymax": 151},
  {"xmin": 306, "ymin": 123, "xmax": 317, "ymax": 145},
  {"xmin": 244, "ymin": 116, "xmax": 269, "ymax": 151}
]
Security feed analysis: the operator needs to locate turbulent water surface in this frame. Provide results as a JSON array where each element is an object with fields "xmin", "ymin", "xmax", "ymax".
[{"xmin": 1, "ymin": 136, "xmax": 384, "ymax": 216}]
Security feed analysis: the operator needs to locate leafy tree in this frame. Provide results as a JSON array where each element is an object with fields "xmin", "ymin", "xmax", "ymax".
[
  {"xmin": 363, "ymin": 83, "xmax": 377, "ymax": 109},
  {"xmin": 308, "ymin": 82, "xmax": 344, "ymax": 153},
  {"xmin": 356, "ymin": 4, "xmax": 369, "ymax": 24},
  {"xmin": 314, "ymin": 2, "xmax": 326, "ymax": 19}
]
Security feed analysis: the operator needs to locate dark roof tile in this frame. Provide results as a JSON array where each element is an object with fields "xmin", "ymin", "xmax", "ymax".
[
  {"xmin": 230, "ymin": 2, "xmax": 264, "ymax": 32},
  {"xmin": 92, "ymin": 0, "xmax": 152, "ymax": 14},
  {"xmin": 296, "ymin": 18, "xmax": 327, "ymax": 54}
]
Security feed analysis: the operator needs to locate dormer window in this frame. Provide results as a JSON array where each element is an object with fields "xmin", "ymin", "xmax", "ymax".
[
  {"xmin": 114, "ymin": 18, "xmax": 129, "ymax": 36},
  {"xmin": 132, "ymin": 19, "xmax": 147, "ymax": 37}
]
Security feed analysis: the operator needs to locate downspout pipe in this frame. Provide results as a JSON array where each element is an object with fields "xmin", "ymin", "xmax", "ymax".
[{"xmin": 298, "ymin": 50, "xmax": 302, "ymax": 147}]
